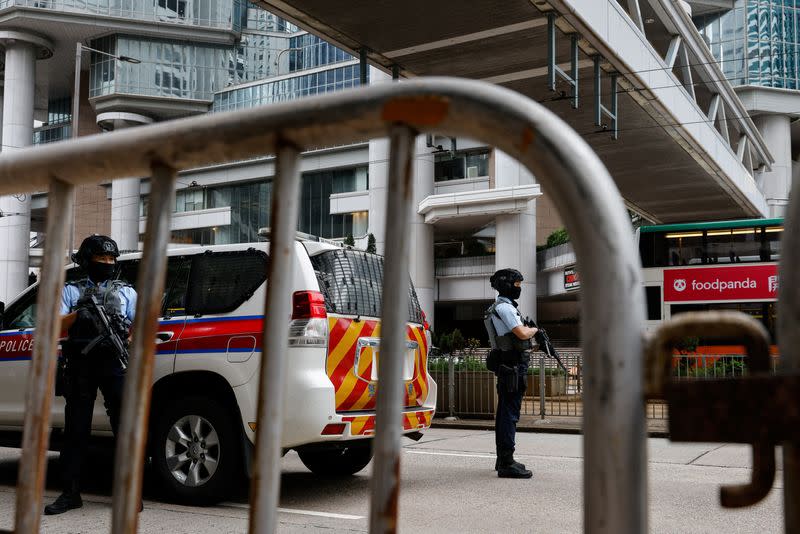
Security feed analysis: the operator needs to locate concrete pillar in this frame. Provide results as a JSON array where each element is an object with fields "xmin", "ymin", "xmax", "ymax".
[
  {"xmin": 493, "ymin": 149, "xmax": 537, "ymax": 320},
  {"xmin": 410, "ymin": 135, "xmax": 435, "ymax": 325},
  {"xmin": 754, "ymin": 114, "xmax": 792, "ymax": 218},
  {"xmin": 367, "ymin": 66, "xmax": 435, "ymax": 324},
  {"xmin": 0, "ymin": 40, "xmax": 37, "ymax": 302},
  {"xmin": 368, "ymin": 67, "xmax": 391, "ymax": 255},
  {"xmin": 100, "ymin": 112, "xmax": 153, "ymax": 252}
]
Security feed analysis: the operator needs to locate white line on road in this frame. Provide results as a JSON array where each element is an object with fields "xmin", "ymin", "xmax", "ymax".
[
  {"xmin": 405, "ymin": 450, "xmax": 496, "ymax": 459},
  {"xmin": 220, "ymin": 501, "xmax": 364, "ymax": 520}
]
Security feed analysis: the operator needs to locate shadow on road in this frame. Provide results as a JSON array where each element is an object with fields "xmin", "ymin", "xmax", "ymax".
[{"xmin": 0, "ymin": 445, "xmax": 371, "ymax": 510}]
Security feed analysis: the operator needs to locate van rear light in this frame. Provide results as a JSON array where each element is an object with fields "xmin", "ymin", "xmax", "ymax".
[
  {"xmin": 289, "ymin": 291, "xmax": 328, "ymax": 347},
  {"xmin": 292, "ymin": 290, "xmax": 327, "ymax": 319}
]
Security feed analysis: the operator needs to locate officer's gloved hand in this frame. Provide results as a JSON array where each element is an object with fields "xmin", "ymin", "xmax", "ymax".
[{"xmin": 75, "ymin": 294, "xmax": 95, "ymax": 311}]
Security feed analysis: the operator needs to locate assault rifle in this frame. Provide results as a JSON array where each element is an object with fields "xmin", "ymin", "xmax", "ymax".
[
  {"xmin": 522, "ymin": 316, "xmax": 567, "ymax": 373},
  {"xmin": 80, "ymin": 295, "xmax": 130, "ymax": 371}
]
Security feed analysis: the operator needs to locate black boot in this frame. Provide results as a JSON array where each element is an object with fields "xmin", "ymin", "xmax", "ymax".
[
  {"xmin": 44, "ymin": 491, "xmax": 83, "ymax": 515},
  {"xmin": 495, "ymin": 450, "xmax": 527, "ymax": 472},
  {"xmin": 497, "ymin": 451, "xmax": 532, "ymax": 479}
]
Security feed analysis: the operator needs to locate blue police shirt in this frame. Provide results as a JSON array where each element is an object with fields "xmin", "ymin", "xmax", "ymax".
[
  {"xmin": 60, "ymin": 280, "xmax": 137, "ymax": 322},
  {"xmin": 490, "ymin": 296, "xmax": 522, "ymax": 336}
]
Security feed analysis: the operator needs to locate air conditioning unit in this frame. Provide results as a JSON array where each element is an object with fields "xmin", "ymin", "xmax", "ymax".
[{"xmin": 466, "ymin": 166, "xmax": 479, "ymax": 178}]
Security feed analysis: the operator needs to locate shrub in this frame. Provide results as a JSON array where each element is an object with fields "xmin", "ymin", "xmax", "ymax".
[
  {"xmin": 545, "ymin": 228, "xmax": 570, "ymax": 248},
  {"xmin": 366, "ymin": 233, "xmax": 377, "ymax": 254}
]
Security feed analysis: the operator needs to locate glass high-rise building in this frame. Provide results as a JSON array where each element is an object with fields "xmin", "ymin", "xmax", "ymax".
[{"xmin": 693, "ymin": 1, "xmax": 799, "ymax": 222}]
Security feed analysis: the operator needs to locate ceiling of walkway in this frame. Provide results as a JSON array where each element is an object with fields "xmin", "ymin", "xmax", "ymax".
[{"xmin": 256, "ymin": 0, "xmax": 760, "ymax": 223}]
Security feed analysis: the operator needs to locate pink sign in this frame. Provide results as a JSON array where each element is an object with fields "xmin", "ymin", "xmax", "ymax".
[{"xmin": 663, "ymin": 264, "xmax": 778, "ymax": 302}]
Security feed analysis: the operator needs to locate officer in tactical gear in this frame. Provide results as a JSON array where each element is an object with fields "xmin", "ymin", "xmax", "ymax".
[
  {"xmin": 485, "ymin": 268, "xmax": 538, "ymax": 479},
  {"xmin": 44, "ymin": 235, "xmax": 139, "ymax": 515}
]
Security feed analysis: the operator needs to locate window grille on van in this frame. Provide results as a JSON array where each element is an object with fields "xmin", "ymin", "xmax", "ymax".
[
  {"xmin": 310, "ymin": 249, "xmax": 424, "ymax": 324},
  {"xmin": 185, "ymin": 249, "xmax": 268, "ymax": 316}
]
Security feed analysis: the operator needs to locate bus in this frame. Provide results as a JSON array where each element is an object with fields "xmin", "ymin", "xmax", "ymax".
[{"xmin": 638, "ymin": 218, "xmax": 782, "ymax": 361}]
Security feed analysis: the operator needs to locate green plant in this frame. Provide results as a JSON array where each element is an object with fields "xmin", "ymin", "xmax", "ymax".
[
  {"xmin": 343, "ymin": 233, "xmax": 355, "ymax": 247},
  {"xmin": 675, "ymin": 336, "xmax": 700, "ymax": 353},
  {"xmin": 545, "ymin": 228, "xmax": 570, "ymax": 248},
  {"xmin": 366, "ymin": 233, "xmax": 377, "ymax": 254}
]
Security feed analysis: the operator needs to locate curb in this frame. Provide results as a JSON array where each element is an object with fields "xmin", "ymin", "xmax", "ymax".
[{"xmin": 431, "ymin": 420, "xmax": 669, "ymax": 438}]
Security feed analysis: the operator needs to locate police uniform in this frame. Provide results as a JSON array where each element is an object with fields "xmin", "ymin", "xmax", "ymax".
[
  {"xmin": 58, "ymin": 278, "xmax": 136, "ymax": 500},
  {"xmin": 489, "ymin": 296, "xmax": 529, "ymax": 469},
  {"xmin": 484, "ymin": 267, "xmax": 533, "ymax": 479},
  {"xmin": 45, "ymin": 234, "xmax": 141, "ymax": 516}
]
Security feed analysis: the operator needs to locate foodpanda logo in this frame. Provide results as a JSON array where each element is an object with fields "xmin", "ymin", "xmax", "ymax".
[{"xmin": 673, "ymin": 279, "xmax": 687, "ymax": 292}]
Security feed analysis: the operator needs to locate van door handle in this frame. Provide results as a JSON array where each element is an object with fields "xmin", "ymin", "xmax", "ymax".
[{"xmin": 155, "ymin": 331, "xmax": 174, "ymax": 343}]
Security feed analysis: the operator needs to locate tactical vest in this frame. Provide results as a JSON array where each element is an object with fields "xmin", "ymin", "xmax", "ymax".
[
  {"xmin": 484, "ymin": 301, "xmax": 532, "ymax": 353},
  {"xmin": 66, "ymin": 279, "xmax": 132, "ymax": 354}
]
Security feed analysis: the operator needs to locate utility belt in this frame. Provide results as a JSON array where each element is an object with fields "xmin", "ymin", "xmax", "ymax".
[
  {"xmin": 486, "ymin": 348, "xmax": 527, "ymax": 374},
  {"xmin": 495, "ymin": 333, "xmax": 533, "ymax": 353}
]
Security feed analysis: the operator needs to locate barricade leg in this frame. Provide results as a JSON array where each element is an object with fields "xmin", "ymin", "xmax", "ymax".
[
  {"xmin": 111, "ymin": 163, "xmax": 176, "ymax": 533},
  {"xmin": 249, "ymin": 143, "xmax": 303, "ymax": 534},
  {"xmin": 368, "ymin": 126, "xmax": 416, "ymax": 534},
  {"xmin": 14, "ymin": 179, "xmax": 74, "ymax": 534},
  {"xmin": 778, "ymin": 159, "xmax": 800, "ymax": 532}
]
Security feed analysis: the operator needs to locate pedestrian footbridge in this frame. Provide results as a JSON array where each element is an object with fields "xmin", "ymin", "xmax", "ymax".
[{"xmin": 257, "ymin": 0, "xmax": 772, "ymax": 222}]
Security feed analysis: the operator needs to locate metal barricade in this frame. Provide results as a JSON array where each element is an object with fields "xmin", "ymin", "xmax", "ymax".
[{"xmin": 1, "ymin": 77, "xmax": 647, "ymax": 533}]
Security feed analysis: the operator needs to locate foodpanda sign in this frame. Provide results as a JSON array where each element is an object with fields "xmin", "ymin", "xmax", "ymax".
[{"xmin": 663, "ymin": 264, "xmax": 778, "ymax": 303}]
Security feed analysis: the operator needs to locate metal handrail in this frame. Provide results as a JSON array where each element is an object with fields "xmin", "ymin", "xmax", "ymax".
[{"xmin": 2, "ymin": 77, "xmax": 646, "ymax": 534}]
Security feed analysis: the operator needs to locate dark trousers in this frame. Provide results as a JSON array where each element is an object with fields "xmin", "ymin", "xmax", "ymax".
[
  {"xmin": 59, "ymin": 354, "xmax": 124, "ymax": 491},
  {"xmin": 495, "ymin": 363, "xmax": 527, "ymax": 455}
]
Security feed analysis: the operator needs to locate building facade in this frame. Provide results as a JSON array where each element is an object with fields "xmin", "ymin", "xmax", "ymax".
[
  {"xmin": 0, "ymin": 0, "xmax": 553, "ymax": 338},
  {"xmin": 694, "ymin": 0, "xmax": 800, "ymax": 217},
  {"xmin": 0, "ymin": 0, "xmax": 792, "ymax": 344}
]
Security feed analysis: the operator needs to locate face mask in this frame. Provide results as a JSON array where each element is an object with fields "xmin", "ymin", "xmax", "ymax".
[
  {"xmin": 87, "ymin": 261, "xmax": 115, "ymax": 283},
  {"xmin": 508, "ymin": 286, "xmax": 522, "ymax": 300}
]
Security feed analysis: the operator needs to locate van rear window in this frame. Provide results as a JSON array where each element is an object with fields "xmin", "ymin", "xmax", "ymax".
[
  {"xmin": 185, "ymin": 249, "xmax": 268, "ymax": 316},
  {"xmin": 310, "ymin": 249, "xmax": 423, "ymax": 323}
]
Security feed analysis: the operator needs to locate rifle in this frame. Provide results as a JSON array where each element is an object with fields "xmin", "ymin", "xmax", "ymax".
[
  {"xmin": 522, "ymin": 316, "xmax": 567, "ymax": 373},
  {"xmin": 80, "ymin": 295, "xmax": 130, "ymax": 371}
]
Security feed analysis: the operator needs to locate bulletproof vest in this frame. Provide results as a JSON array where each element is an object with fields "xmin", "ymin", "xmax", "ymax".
[
  {"xmin": 484, "ymin": 302, "xmax": 531, "ymax": 353},
  {"xmin": 66, "ymin": 279, "xmax": 131, "ymax": 350}
]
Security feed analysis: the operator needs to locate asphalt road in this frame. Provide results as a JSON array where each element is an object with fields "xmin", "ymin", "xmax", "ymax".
[{"xmin": 0, "ymin": 428, "xmax": 785, "ymax": 533}]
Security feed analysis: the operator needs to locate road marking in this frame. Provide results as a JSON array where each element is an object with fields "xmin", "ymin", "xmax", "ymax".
[
  {"xmin": 221, "ymin": 501, "xmax": 364, "ymax": 520},
  {"xmin": 405, "ymin": 449, "xmax": 496, "ymax": 459}
]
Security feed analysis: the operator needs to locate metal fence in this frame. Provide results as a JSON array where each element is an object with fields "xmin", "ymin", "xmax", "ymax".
[
  {"xmin": 0, "ymin": 77, "xmax": 657, "ymax": 534},
  {"xmin": 430, "ymin": 349, "xmax": 781, "ymax": 422}
]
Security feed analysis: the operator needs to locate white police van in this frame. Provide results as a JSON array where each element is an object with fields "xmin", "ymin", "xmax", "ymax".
[{"xmin": 0, "ymin": 237, "xmax": 436, "ymax": 504}]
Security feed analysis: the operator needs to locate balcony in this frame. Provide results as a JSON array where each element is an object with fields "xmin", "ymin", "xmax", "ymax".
[
  {"xmin": 0, "ymin": 0, "xmax": 242, "ymax": 31},
  {"xmin": 435, "ymin": 255, "xmax": 495, "ymax": 278}
]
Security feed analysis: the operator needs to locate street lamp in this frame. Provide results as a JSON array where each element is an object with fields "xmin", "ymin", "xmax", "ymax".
[
  {"xmin": 69, "ymin": 42, "xmax": 140, "ymax": 252},
  {"xmin": 274, "ymin": 47, "xmax": 301, "ymax": 71}
]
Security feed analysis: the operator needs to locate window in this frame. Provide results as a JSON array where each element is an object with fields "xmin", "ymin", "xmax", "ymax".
[
  {"xmin": 185, "ymin": 249, "xmax": 269, "ymax": 315},
  {"xmin": 162, "ymin": 256, "xmax": 191, "ymax": 317},
  {"xmin": 639, "ymin": 225, "xmax": 783, "ymax": 267},
  {"xmin": 434, "ymin": 150, "xmax": 490, "ymax": 182},
  {"xmin": 2, "ymin": 289, "xmax": 37, "ymax": 330},
  {"xmin": 310, "ymin": 249, "xmax": 423, "ymax": 323},
  {"xmin": 645, "ymin": 286, "xmax": 661, "ymax": 321}
]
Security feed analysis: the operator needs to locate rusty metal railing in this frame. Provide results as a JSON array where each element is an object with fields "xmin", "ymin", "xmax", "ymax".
[{"xmin": 1, "ymin": 77, "xmax": 646, "ymax": 533}]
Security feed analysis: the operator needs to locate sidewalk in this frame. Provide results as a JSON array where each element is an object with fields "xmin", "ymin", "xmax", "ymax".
[{"xmin": 432, "ymin": 414, "xmax": 669, "ymax": 437}]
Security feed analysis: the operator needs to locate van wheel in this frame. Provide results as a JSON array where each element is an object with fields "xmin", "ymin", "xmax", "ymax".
[
  {"xmin": 152, "ymin": 396, "xmax": 241, "ymax": 505},
  {"xmin": 297, "ymin": 443, "xmax": 373, "ymax": 476}
]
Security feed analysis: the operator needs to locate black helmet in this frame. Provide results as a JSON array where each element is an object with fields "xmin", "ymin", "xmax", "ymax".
[
  {"xmin": 72, "ymin": 235, "xmax": 119, "ymax": 267},
  {"xmin": 490, "ymin": 268, "xmax": 523, "ymax": 298}
]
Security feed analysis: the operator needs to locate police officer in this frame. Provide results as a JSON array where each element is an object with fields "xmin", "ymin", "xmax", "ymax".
[
  {"xmin": 485, "ymin": 268, "xmax": 538, "ymax": 479},
  {"xmin": 45, "ymin": 235, "xmax": 138, "ymax": 515}
]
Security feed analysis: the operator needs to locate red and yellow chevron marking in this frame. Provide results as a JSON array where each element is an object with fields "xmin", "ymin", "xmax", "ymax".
[
  {"xmin": 326, "ymin": 316, "xmax": 430, "ymax": 412},
  {"xmin": 341, "ymin": 409, "xmax": 434, "ymax": 436}
]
